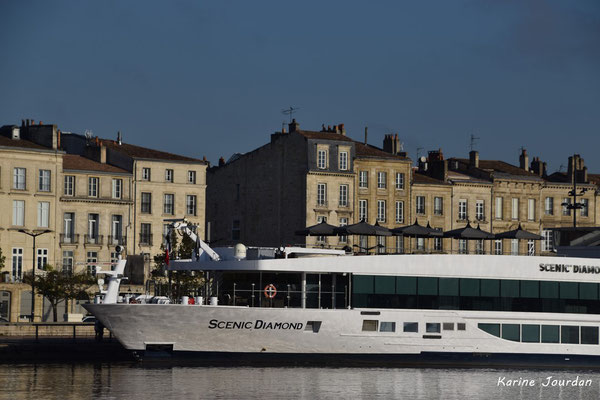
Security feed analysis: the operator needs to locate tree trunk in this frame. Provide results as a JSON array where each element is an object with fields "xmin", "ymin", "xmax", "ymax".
[{"xmin": 52, "ymin": 302, "xmax": 58, "ymax": 322}]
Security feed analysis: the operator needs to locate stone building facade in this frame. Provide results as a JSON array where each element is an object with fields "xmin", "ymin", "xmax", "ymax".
[{"xmin": 0, "ymin": 121, "xmax": 207, "ymax": 322}]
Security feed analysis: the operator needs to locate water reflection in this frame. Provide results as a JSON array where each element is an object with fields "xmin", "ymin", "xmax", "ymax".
[{"xmin": 1, "ymin": 364, "xmax": 600, "ymax": 400}]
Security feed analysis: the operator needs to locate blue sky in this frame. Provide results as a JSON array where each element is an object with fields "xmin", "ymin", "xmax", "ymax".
[{"xmin": 1, "ymin": 0, "xmax": 599, "ymax": 172}]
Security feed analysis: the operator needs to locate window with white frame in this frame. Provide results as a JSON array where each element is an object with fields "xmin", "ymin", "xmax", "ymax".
[
  {"xmin": 475, "ymin": 200, "xmax": 484, "ymax": 221},
  {"xmin": 359, "ymin": 235, "xmax": 367, "ymax": 252},
  {"xmin": 434, "ymin": 236, "xmax": 443, "ymax": 251},
  {"xmin": 434, "ymin": 197, "xmax": 443, "ymax": 216},
  {"xmin": 545, "ymin": 197, "xmax": 553, "ymax": 215},
  {"xmin": 13, "ymin": 167, "xmax": 26, "ymax": 190},
  {"xmin": 395, "ymin": 201, "xmax": 404, "ymax": 223},
  {"xmin": 112, "ymin": 178, "xmax": 122, "ymax": 199},
  {"xmin": 88, "ymin": 177, "xmax": 98, "ymax": 197},
  {"xmin": 475, "ymin": 239, "xmax": 484, "ymax": 254},
  {"xmin": 339, "ymin": 151, "xmax": 348, "ymax": 171},
  {"xmin": 416, "ymin": 196, "xmax": 425, "ymax": 215},
  {"xmin": 164, "ymin": 194, "xmax": 174, "ymax": 215},
  {"xmin": 511, "ymin": 198, "xmax": 519, "ymax": 220},
  {"xmin": 494, "ymin": 240, "xmax": 503, "ymax": 255},
  {"xmin": 88, "ymin": 214, "xmax": 99, "ymax": 243},
  {"xmin": 186, "ymin": 195, "xmax": 197, "ymax": 215},
  {"xmin": 527, "ymin": 198, "xmax": 535, "ymax": 220},
  {"xmin": 495, "ymin": 197, "xmax": 503, "ymax": 219},
  {"xmin": 64, "ymin": 175, "xmax": 75, "ymax": 196},
  {"xmin": 395, "ymin": 236, "xmax": 404, "ymax": 254},
  {"xmin": 377, "ymin": 236, "xmax": 385, "ymax": 254},
  {"xmin": 339, "ymin": 217, "xmax": 348, "ymax": 243},
  {"xmin": 377, "ymin": 172, "xmax": 387, "ymax": 189},
  {"xmin": 87, "ymin": 251, "xmax": 98, "ymax": 275},
  {"xmin": 542, "ymin": 229, "xmax": 553, "ymax": 252},
  {"xmin": 316, "ymin": 216, "xmax": 327, "ymax": 243},
  {"xmin": 12, "ymin": 200, "xmax": 24, "ymax": 226},
  {"xmin": 37, "ymin": 248, "xmax": 48, "ymax": 270},
  {"xmin": 188, "ymin": 170, "xmax": 196, "ymax": 184},
  {"xmin": 359, "ymin": 199, "xmax": 368, "ymax": 221},
  {"xmin": 377, "ymin": 200, "xmax": 386, "ymax": 223},
  {"xmin": 317, "ymin": 149, "xmax": 327, "ymax": 169},
  {"xmin": 458, "ymin": 239, "xmax": 468, "ymax": 254},
  {"xmin": 38, "ymin": 169, "xmax": 51, "ymax": 192},
  {"xmin": 359, "ymin": 171, "xmax": 368, "ymax": 188},
  {"xmin": 458, "ymin": 199, "xmax": 467, "ymax": 220},
  {"xmin": 395, "ymin": 172, "xmax": 405, "ymax": 190},
  {"xmin": 511, "ymin": 239, "xmax": 519, "ymax": 255},
  {"xmin": 528, "ymin": 240, "xmax": 535, "ymax": 256},
  {"xmin": 317, "ymin": 183, "xmax": 327, "ymax": 206},
  {"xmin": 62, "ymin": 250, "xmax": 74, "ymax": 274},
  {"xmin": 165, "ymin": 169, "xmax": 173, "ymax": 183},
  {"xmin": 562, "ymin": 197, "xmax": 571, "ymax": 216},
  {"xmin": 63, "ymin": 213, "xmax": 75, "ymax": 242},
  {"xmin": 339, "ymin": 184, "xmax": 348, "ymax": 207},
  {"xmin": 142, "ymin": 168, "xmax": 151, "ymax": 181},
  {"xmin": 141, "ymin": 192, "xmax": 152, "ymax": 213},
  {"xmin": 581, "ymin": 199, "xmax": 589, "ymax": 217},
  {"xmin": 416, "ymin": 237, "xmax": 425, "ymax": 251},
  {"xmin": 37, "ymin": 201, "xmax": 49, "ymax": 228},
  {"xmin": 112, "ymin": 215, "xmax": 123, "ymax": 244},
  {"xmin": 12, "ymin": 248, "xmax": 23, "ymax": 281}
]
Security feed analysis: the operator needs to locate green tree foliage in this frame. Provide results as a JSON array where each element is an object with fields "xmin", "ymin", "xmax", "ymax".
[
  {"xmin": 0, "ymin": 247, "xmax": 5, "ymax": 270},
  {"xmin": 23, "ymin": 266, "xmax": 95, "ymax": 322}
]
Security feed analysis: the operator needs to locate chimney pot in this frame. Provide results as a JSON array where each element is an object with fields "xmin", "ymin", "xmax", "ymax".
[{"xmin": 469, "ymin": 150, "xmax": 479, "ymax": 168}]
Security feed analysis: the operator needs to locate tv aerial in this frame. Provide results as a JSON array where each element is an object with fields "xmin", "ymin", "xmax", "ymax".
[
  {"xmin": 281, "ymin": 106, "xmax": 300, "ymax": 123},
  {"xmin": 470, "ymin": 133, "xmax": 480, "ymax": 152}
]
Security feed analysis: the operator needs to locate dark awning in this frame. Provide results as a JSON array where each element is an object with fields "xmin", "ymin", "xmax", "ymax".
[
  {"xmin": 392, "ymin": 220, "xmax": 442, "ymax": 237},
  {"xmin": 444, "ymin": 222, "xmax": 494, "ymax": 239},
  {"xmin": 295, "ymin": 221, "xmax": 338, "ymax": 236},
  {"xmin": 494, "ymin": 224, "xmax": 542, "ymax": 240},
  {"xmin": 334, "ymin": 220, "xmax": 392, "ymax": 236}
]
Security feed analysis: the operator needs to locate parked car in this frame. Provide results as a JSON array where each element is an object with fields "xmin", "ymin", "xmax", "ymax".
[{"xmin": 82, "ymin": 316, "xmax": 96, "ymax": 323}]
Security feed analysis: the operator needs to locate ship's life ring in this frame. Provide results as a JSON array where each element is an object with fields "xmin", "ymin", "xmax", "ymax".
[
  {"xmin": 188, "ymin": 297, "xmax": 195, "ymax": 305},
  {"xmin": 264, "ymin": 284, "xmax": 277, "ymax": 299}
]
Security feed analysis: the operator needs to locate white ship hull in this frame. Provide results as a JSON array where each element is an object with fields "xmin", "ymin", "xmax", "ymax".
[{"xmin": 84, "ymin": 303, "xmax": 600, "ymax": 366}]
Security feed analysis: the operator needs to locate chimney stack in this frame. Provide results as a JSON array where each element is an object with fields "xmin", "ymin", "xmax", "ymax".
[
  {"xmin": 469, "ymin": 150, "xmax": 479, "ymax": 168},
  {"xmin": 288, "ymin": 119, "xmax": 299, "ymax": 133},
  {"xmin": 100, "ymin": 145, "xmax": 107, "ymax": 164},
  {"xmin": 530, "ymin": 157, "xmax": 547, "ymax": 177},
  {"xmin": 519, "ymin": 148, "xmax": 529, "ymax": 171},
  {"xmin": 219, "ymin": 157, "xmax": 225, "ymax": 167},
  {"xmin": 117, "ymin": 131, "xmax": 122, "ymax": 145}
]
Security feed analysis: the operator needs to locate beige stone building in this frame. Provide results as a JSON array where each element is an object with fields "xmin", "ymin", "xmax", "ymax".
[{"xmin": 0, "ymin": 121, "xmax": 207, "ymax": 321}]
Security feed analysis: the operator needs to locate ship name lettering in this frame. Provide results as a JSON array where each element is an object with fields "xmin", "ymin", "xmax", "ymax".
[
  {"xmin": 540, "ymin": 263, "xmax": 600, "ymax": 275},
  {"xmin": 208, "ymin": 319, "xmax": 303, "ymax": 330}
]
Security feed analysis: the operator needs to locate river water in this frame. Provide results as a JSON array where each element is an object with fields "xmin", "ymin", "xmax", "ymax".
[{"xmin": 2, "ymin": 364, "xmax": 600, "ymax": 399}]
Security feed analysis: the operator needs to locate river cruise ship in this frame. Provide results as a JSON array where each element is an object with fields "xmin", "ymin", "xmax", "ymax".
[{"xmin": 84, "ymin": 223, "xmax": 600, "ymax": 367}]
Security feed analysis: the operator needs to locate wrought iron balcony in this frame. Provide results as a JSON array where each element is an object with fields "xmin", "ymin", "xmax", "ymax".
[
  {"xmin": 108, "ymin": 235, "xmax": 127, "ymax": 246},
  {"xmin": 59, "ymin": 234, "xmax": 79, "ymax": 244},
  {"xmin": 84, "ymin": 234, "xmax": 104, "ymax": 245}
]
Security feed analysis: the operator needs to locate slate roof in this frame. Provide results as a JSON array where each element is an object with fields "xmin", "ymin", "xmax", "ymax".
[
  {"xmin": 354, "ymin": 142, "xmax": 409, "ymax": 160},
  {"xmin": 0, "ymin": 134, "xmax": 51, "ymax": 151},
  {"xmin": 63, "ymin": 154, "xmax": 130, "ymax": 174},
  {"xmin": 413, "ymin": 172, "xmax": 449, "ymax": 185},
  {"xmin": 295, "ymin": 130, "xmax": 354, "ymax": 143},
  {"xmin": 100, "ymin": 139, "xmax": 205, "ymax": 163}
]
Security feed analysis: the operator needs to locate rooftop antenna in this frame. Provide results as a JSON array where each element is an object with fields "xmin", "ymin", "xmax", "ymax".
[
  {"xmin": 84, "ymin": 130, "xmax": 93, "ymax": 140},
  {"xmin": 469, "ymin": 133, "xmax": 480, "ymax": 152},
  {"xmin": 281, "ymin": 106, "xmax": 300, "ymax": 123}
]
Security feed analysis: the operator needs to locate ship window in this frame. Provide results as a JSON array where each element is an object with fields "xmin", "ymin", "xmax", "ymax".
[
  {"xmin": 418, "ymin": 278, "xmax": 438, "ymax": 296},
  {"xmin": 540, "ymin": 281, "xmax": 559, "ymax": 299},
  {"xmin": 579, "ymin": 283, "xmax": 598, "ymax": 300},
  {"xmin": 480, "ymin": 279, "xmax": 499, "ymax": 297},
  {"xmin": 581, "ymin": 326, "xmax": 599, "ymax": 345},
  {"xmin": 522, "ymin": 325, "xmax": 540, "ymax": 343},
  {"xmin": 502, "ymin": 324, "xmax": 520, "ymax": 342},
  {"xmin": 439, "ymin": 278, "xmax": 459, "ymax": 296},
  {"xmin": 426, "ymin": 323, "xmax": 441, "ymax": 333},
  {"xmin": 362, "ymin": 320, "xmax": 378, "ymax": 332},
  {"xmin": 353, "ymin": 276, "xmax": 374, "ymax": 294},
  {"xmin": 560, "ymin": 282, "xmax": 578, "ymax": 299},
  {"xmin": 403, "ymin": 322, "xmax": 418, "ymax": 332},
  {"xmin": 374, "ymin": 276, "xmax": 395, "ymax": 294},
  {"xmin": 457, "ymin": 323, "xmax": 466, "ymax": 331},
  {"xmin": 501, "ymin": 280, "xmax": 519, "ymax": 297},
  {"xmin": 478, "ymin": 323, "xmax": 500, "ymax": 337},
  {"xmin": 380, "ymin": 322, "xmax": 396, "ymax": 332},
  {"xmin": 541, "ymin": 325, "xmax": 559, "ymax": 343},
  {"xmin": 520, "ymin": 281, "xmax": 539, "ymax": 298},
  {"xmin": 561, "ymin": 326, "xmax": 580, "ymax": 344},
  {"xmin": 442, "ymin": 323, "xmax": 454, "ymax": 331},
  {"xmin": 305, "ymin": 321, "xmax": 322, "ymax": 333},
  {"xmin": 460, "ymin": 279, "xmax": 479, "ymax": 297},
  {"xmin": 396, "ymin": 277, "xmax": 417, "ymax": 295}
]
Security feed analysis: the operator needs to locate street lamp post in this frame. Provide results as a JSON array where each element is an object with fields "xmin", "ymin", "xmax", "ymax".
[{"xmin": 18, "ymin": 229, "xmax": 52, "ymax": 322}]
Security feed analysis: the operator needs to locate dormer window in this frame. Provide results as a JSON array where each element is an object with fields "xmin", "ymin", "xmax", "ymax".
[{"xmin": 317, "ymin": 149, "xmax": 327, "ymax": 169}]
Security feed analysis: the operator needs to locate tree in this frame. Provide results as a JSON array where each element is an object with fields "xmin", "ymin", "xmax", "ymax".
[
  {"xmin": 23, "ymin": 266, "xmax": 95, "ymax": 322},
  {"xmin": 0, "ymin": 248, "xmax": 6, "ymax": 282}
]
